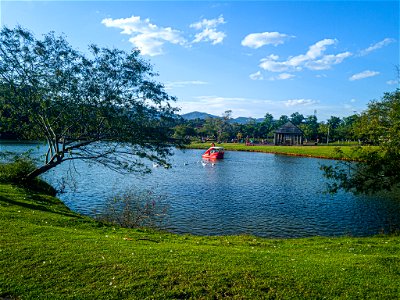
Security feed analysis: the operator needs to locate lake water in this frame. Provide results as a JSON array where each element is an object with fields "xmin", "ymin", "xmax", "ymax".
[{"xmin": 2, "ymin": 141, "xmax": 400, "ymax": 238}]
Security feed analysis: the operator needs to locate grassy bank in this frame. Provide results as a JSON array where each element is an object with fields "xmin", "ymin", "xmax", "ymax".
[
  {"xmin": 188, "ymin": 142, "xmax": 372, "ymax": 160},
  {"xmin": 1, "ymin": 183, "xmax": 399, "ymax": 299}
]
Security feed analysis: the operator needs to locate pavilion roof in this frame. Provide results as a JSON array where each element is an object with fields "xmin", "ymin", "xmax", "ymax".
[{"xmin": 274, "ymin": 122, "xmax": 303, "ymax": 134}]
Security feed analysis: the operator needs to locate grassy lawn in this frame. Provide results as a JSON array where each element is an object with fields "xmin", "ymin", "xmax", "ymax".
[
  {"xmin": 187, "ymin": 142, "xmax": 375, "ymax": 160},
  {"xmin": 1, "ymin": 183, "xmax": 399, "ymax": 299}
]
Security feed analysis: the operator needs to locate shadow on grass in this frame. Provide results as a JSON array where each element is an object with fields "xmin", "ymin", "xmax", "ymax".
[{"xmin": 0, "ymin": 194, "xmax": 82, "ymax": 219}]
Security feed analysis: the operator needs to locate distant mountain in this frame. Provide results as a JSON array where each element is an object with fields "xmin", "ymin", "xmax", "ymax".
[
  {"xmin": 232, "ymin": 117, "xmax": 264, "ymax": 124},
  {"xmin": 181, "ymin": 111, "xmax": 264, "ymax": 124},
  {"xmin": 181, "ymin": 111, "xmax": 218, "ymax": 120}
]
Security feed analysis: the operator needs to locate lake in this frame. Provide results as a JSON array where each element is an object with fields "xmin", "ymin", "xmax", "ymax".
[{"xmin": 1, "ymin": 140, "xmax": 400, "ymax": 238}]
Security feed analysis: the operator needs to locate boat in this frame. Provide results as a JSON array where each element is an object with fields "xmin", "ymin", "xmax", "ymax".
[{"xmin": 201, "ymin": 146, "xmax": 224, "ymax": 159}]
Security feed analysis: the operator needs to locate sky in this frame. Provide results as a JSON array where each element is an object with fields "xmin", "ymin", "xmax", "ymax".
[{"xmin": 1, "ymin": 0, "xmax": 399, "ymax": 120}]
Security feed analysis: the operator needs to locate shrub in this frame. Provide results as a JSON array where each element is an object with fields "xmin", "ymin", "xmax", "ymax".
[
  {"xmin": 95, "ymin": 190, "xmax": 169, "ymax": 229},
  {"xmin": 0, "ymin": 157, "xmax": 36, "ymax": 184},
  {"xmin": 0, "ymin": 155, "xmax": 56, "ymax": 195}
]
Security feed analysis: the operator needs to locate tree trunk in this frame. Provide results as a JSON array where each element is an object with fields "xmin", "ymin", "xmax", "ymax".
[{"xmin": 25, "ymin": 159, "xmax": 63, "ymax": 181}]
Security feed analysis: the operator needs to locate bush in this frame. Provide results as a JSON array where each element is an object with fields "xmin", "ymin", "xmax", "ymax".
[
  {"xmin": 0, "ymin": 157, "xmax": 36, "ymax": 184},
  {"xmin": 95, "ymin": 190, "xmax": 169, "ymax": 229},
  {"xmin": 0, "ymin": 156, "xmax": 56, "ymax": 196}
]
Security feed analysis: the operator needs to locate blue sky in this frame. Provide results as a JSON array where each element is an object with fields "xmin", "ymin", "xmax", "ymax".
[{"xmin": 1, "ymin": 1, "xmax": 399, "ymax": 120}]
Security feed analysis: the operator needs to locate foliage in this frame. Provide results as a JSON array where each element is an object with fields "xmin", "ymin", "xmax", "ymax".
[
  {"xmin": 0, "ymin": 26, "xmax": 181, "ymax": 180},
  {"xmin": 322, "ymin": 89, "xmax": 400, "ymax": 194},
  {"xmin": 173, "ymin": 124, "xmax": 196, "ymax": 141},
  {"xmin": 95, "ymin": 189, "xmax": 169, "ymax": 229},
  {"xmin": 176, "ymin": 109, "xmax": 360, "ymax": 144},
  {"xmin": 299, "ymin": 115, "xmax": 319, "ymax": 141},
  {"xmin": 0, "ymin": 155, "xmax": 36, "ymax": 184},
  {"xmin": 290, "ymin": 112, "xmax": 304, "ymax": 125},
  {"xmin": 1, "ymin": 183, "xmax": 400, "ymax": 299},
  {"xmin": 0, "ymin": 155, "xmax": 57, "ymax": 195}
]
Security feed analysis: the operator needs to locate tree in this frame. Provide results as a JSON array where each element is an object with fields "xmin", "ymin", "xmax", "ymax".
[
  {"xmin": 336, "ymin": 114, "xmax": 359, "ymax": 141},
  {"xmin": 300, "ymin": 115, "xmax": 319, "ymax": 142},
  {"xmin": 201, "ymin": 117, "xmax": 219, "ymax": 140},
  {"xmin": 260, "ymin": 112, "xmax": 274, "ymax": 138},
  {"xmin": 318, "ymin": 122, "xmax": 329, "ymax": 143},
  {"xmin": 322, "ymin": 89, "xmax": 400, "ymax": 194},
  {"xmin": 173, "ymin": 124, "xmax": 196, "ymax": 140},
  {"xmin": 216, "ymin": 110, "xmax": 233, "ymax": 142},
  {"xmin": 326, "ymin": 116, "xmax": 342, "ymax": 142},
  {"xmin": 290, "ymin": 112, "xmax": 304, "ymax": 126},
  {"xmin": 0, "ymin": 26, "xmax": 181, "ymax": 181},
  {"xmin": 275, "ymin": 115, "xmax": 290, "ymax": 128}
]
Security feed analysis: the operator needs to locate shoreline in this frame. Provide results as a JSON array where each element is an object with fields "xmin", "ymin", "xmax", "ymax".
[{"xmin": 187, "ymin": 143, "xmax": 365, "ymax": 161}]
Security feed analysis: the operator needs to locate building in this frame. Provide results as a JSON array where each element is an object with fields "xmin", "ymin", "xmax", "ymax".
[{"xmin": 274, "ymin": 122, "xmax": 304, "ymax": 145}]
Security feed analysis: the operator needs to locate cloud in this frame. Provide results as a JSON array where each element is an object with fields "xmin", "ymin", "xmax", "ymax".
[
  {"xmin": 269, "ymin": 73, "xmax": 296, "ymax": 81},
  {"xmin": 349, "ymin": 70, "xmax": 380, "ymax": 81},
  {"xmin": 360, "ymin": 38, "xmax": 396, "ymax": 56},
  {"xmin": 249, "ymin": 71, "xmax": 264, "ymax": 80},
  {"xmin": 241, "ymin": 32, "xmax": 293, "ymax": 49},
  {"xmin": 164, "ymin": 80, "xmax": 208, "ymax": 90},
  {"xmin": 102, "ymin": 16, "xmax": 187, "ymax": 56},
  {"xmin": 250, "ymin": 71, "xmax": 296, "ymax": 81},
  {"xmin": 190, "ymin": 15, "xmax": 226, "ymax": 45},
  {"xmin": 259, "ymin": 39, "xmax": 352, "ymax": 72},
  {"xmin": 283, "ymin": 99, "xmax": 319, "ymax": 107},
  {"xmin": 386, "ymin": 80, "xmax": 399, "ymax": 85}
]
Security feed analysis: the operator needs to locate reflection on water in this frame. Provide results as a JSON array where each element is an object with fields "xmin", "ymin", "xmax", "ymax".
[{"xmin": 2, "ymin": 141, "xmax": 400, "ymax": 238}]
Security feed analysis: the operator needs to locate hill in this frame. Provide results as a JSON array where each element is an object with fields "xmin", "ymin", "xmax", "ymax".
[{"xmin": 181, "ymin": 111, "xmax": 263, "ymax": 124}]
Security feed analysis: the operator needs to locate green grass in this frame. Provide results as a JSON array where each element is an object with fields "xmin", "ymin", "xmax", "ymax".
[
  {"xmin": 188, "ymin": 142, "xmax": 376, "ymax": 160},
  {"xmin": 1, "ymin": 183, "xmax": 399, "ymax": 299}
]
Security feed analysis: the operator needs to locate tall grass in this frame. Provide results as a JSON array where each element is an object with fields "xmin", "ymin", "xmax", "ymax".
[{"xmin": 95, "ymin": 189, "xmax": 169, "ymax": 229}]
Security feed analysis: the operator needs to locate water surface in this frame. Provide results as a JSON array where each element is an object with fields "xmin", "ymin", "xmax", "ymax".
[{"xmin": 2, "ymin": 141, "xmax": 399, "ymax": 238}]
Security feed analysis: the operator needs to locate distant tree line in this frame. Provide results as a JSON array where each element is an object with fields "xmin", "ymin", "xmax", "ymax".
[{"xmin": 173, "ymin": 109, "xmax": 361, "ymax": 144}]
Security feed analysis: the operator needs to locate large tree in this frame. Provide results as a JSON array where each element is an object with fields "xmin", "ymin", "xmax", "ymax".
[
  {"xmin": 0, "ymin": 26, "xmax": 181, "ymax": 180},
  {"xmin": 322, "ymin": 89, "xmax": 400, "ymax": 194}
]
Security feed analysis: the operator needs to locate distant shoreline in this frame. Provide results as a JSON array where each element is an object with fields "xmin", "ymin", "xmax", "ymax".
[{"xmin": 187, "ymin": 142, "xmax": 369, "ymax": 161}]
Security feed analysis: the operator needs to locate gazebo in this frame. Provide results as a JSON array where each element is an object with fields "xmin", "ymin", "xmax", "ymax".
[{"xmin": 274, "ymin": 122, "xmax": 304, "ymax": 145}]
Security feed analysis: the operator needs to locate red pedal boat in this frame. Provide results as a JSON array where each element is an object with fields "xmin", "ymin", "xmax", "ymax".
[{"xmin": 202, "ymin": 146, "xmax": 224, "ymax": 159}]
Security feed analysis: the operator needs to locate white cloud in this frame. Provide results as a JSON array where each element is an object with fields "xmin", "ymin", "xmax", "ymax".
[
  {"xmin": 386, "ymin": 79, "xmax": 399, "ymax": 85},
  {"xmin": 102, "ymin": 16, "xmax": 187, "ymax": 56},
  {"xmin": 259, "ymin": 39, "xmax": 352, "ymax": 72},
  {"xmin": 305, "ymin": 52, "xmax": 352, "ymax": 70},
  {"xmin": 269, "ymin": 73, "xmax": 296, "ymax": 81},
  {"xmin": 192, "ymin": 28, "xmax": 226, "ymax": 45},
  {"xmin": 190, "ymin": 15, "xmax": 225, "ymax": 30},
  {"xmin": 190, "ymin": 15, "xmax": 226, "ymax": 45},
  {"xmin": 164, "ymin": 80, "xmax": 208, "ymax": 90},
  {"xmin": 283, "ymin": 99, "xmax": 319, "ymax": 107},
  {"xmin": 259, "ymin": 54, "xmax": 289, "ymax": 72},
  {"xmin": 360, "ymin": 38, "xmax": 396, "ymax": 56},
  {"xmin": 241, "ymin": 32, "xmax": 293, "ymax": 49},
  {"xmin": 349, "ymin": 70, "xmax": 380, "ymax": 81},
  {"xmin": 249, "ymin": 71, "xmax": 264, "ymax": 80}
]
